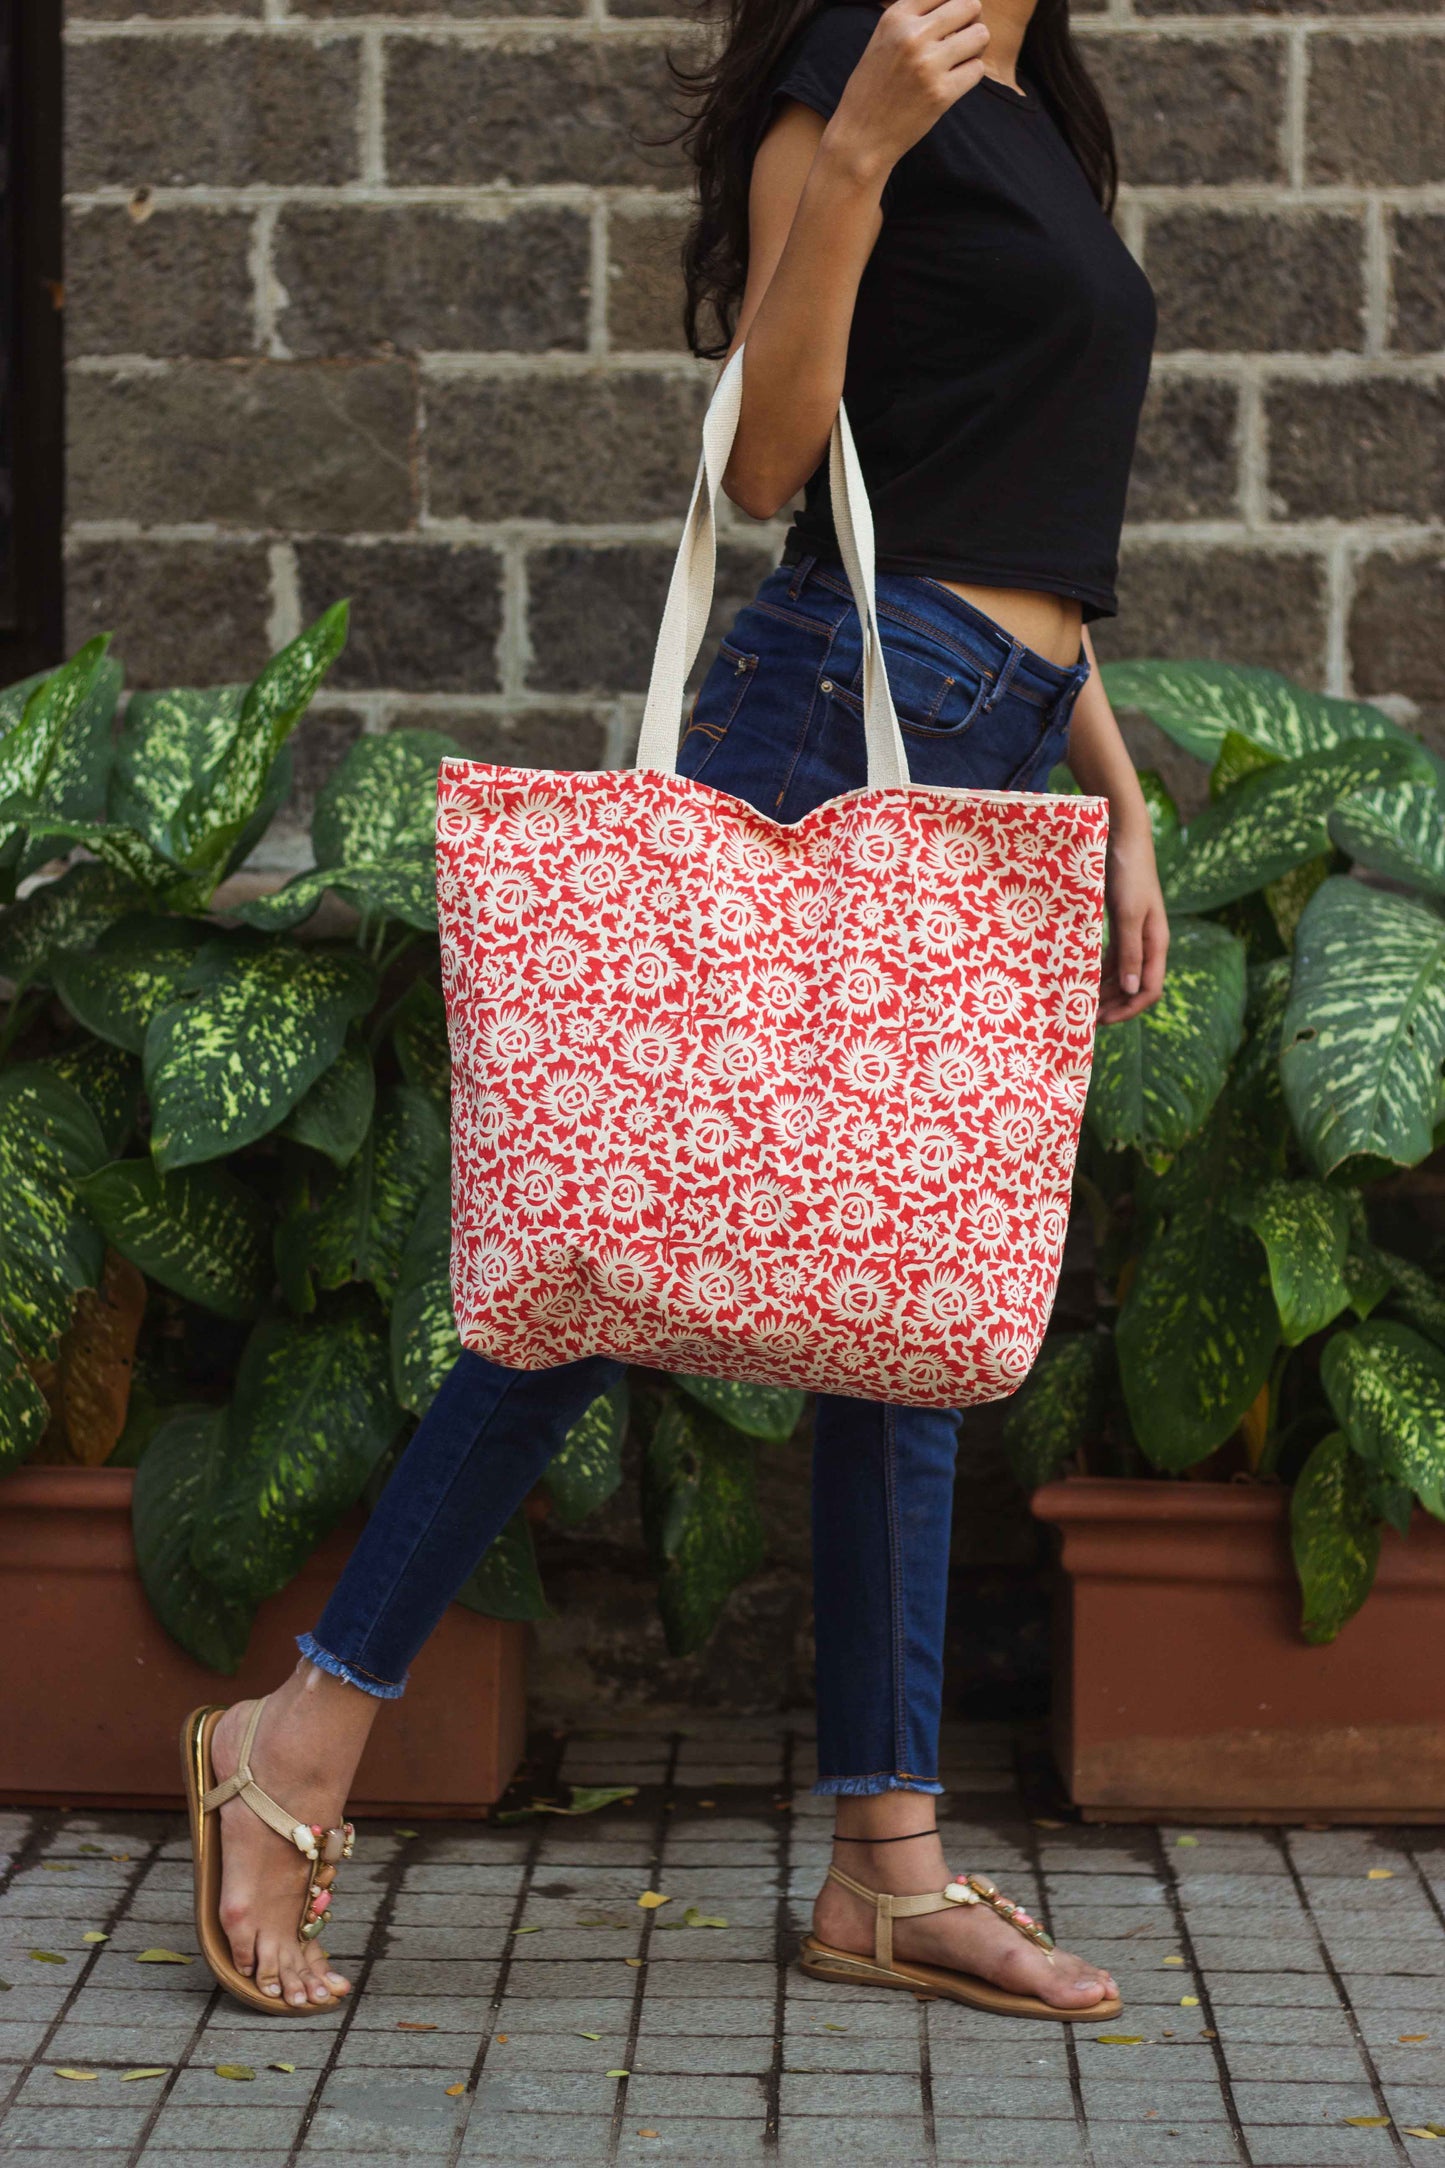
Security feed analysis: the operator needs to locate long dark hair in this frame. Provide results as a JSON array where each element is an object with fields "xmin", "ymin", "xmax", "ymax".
[{"xmin": 672, "ymin": 0, "xmax": 1119, "ymax": 360}]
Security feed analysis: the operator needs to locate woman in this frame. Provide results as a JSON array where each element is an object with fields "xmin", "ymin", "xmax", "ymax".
[{"xmin": 184, "ymin": 0, "xmax": 1167, "ymax": 2021}]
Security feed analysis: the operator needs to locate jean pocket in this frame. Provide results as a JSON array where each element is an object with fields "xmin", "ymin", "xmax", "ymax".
[
  {"xmin": 680, "ymin": 637, "xmax": 760, "ymax": 777},
  {"xmin": 831, "ymin": 631, "xmax": 990, "ymax": 740}
]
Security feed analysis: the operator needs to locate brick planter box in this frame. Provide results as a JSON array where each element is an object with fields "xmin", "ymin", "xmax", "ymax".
[
  {"xmin": 0, "ymin": 1466, "xmax": 525, "ymax": 1814},
  {"xmin": 1033, "ymin": 1477, "xmax": 1445, "ymax": 1823}
]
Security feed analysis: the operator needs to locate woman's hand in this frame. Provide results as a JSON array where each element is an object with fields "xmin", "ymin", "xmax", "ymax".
[
  {"xmin": 1098, "ymin": 815, "xmax": 1169, "ymax": 1025},
  {"xmin": 826, "ymin": 0, "xmax": 991, "ymax": 181}
]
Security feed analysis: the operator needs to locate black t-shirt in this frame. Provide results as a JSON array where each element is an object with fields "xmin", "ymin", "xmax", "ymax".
[{"xmin": 767, "ymin": 4, "xmax": 1156, "ymax": 619}]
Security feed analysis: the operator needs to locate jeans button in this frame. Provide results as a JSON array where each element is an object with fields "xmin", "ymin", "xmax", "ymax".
[{"xmin": 820, "ymin": 678, "xmax": 834, "ymax": 694}]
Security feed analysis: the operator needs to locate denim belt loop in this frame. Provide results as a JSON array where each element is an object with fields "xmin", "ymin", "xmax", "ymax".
[
  {"xmin": 980, "ymin": 637, "xmax": 1026, "ymax": 715},
  {"xmin": 787, "ymin": 552, "xmax": 817, "ymax": 601}
]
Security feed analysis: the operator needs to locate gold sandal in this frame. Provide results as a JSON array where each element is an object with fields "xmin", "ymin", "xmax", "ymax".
[
  {"xmin": 181, "ymin": 1700, "xmax": 355, "ymax": 2015},
  {"xmin": 799, "ymin": 1864, "xmax": 1124, "ymax": 2022}
]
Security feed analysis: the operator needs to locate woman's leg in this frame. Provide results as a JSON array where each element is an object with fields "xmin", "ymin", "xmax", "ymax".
[
  {"xmin": 209, "ymin": 1348, "xmax": 621, "ymax": 2008},
  {"xmin": 808, "ymin": 1396, "xmax": 1117, "ymax": 2008}
]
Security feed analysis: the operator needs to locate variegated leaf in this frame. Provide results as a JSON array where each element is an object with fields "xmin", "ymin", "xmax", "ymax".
[
  {"xmin": 168, "ymin": 605, "xmax": 349, "ymax": 889},
  {"xmin": 547, "ymin": 1378, "xmax": 629, "ymax": 1526},
  {"xmin": 1087, "ymin": 917, "xmax": 1246, "ymax": 1163},
  {"xmin": 1235, "ymin": 1178, "xmax": 1353, "ymax": 1346},
  {"xmin": 1100, "ymin": 660, "xmax": 1406, "ymax": 764},
  {"xmin": 132, "ymin": 1408, "xmax": 255, "ymax": 1672},
  {"xmin": 1373, "ymin": 1246, "xmax": 1445, "ymax": 1349},
  {"xmin": 53, "ymin": 1250, "xmax": 148, "ymax": 1467},
  {"xmin": 78, "ymin": 1159, "xmax": 273, "ymax": 1322},
  {"xmin": 1321, "ymin": 1320, "xmax": 1445, "ymax": 1518},
  {"xmin": 456, "ymin": 1511, "xmax": 549, "ymax": 1623},
  {"xmin": 0, "ymin": 1313, "xmax": 49, "ymax": 1471},
  {"xmin": 191, "ymin": 1296, "xmax": 400, "ymax": 1602},
  {"xmin": 312, "ymin": 729, "xmax": 460, "ymax": 869},
  {"xmin": 21, "ymin": 817, "xmax": 194, "ymax": 901},
  {"xmin": 1001, "ymin": 1331, "xmax": 1113, "ymax": 1489},
  {"xmin": 1160, "ymin": 739, "xmax": 1431, "ymax": 914},
  {"xmin": 1210, "ymin": 729, "xmax": 1280, "ymax": 801},
  {"xmin": 667, "ymin": 1373, "xmax": 806, "ymax": 1442},
  {"xmin": 233, "ymin": 854, "xmax": 437, "ymax": 934},
  {"xmin": 1263, "ymin": 852, "xmax": 1333, "ymax": 950},
  {"xmin": 53, "ymin": 916, "xmax": 214, "ymax": 1056},
  {"xmin": 0, "ymin": 1068, "xmax": 108, "ymax": 1361},
  {"xmin": 1281, "ymin": 878, "xmax": 1445, "ymax": 1178},
  {"xmin": 41, "ymin": 1040, "xmax": 143, "ymax": 1157},
  {"xmin": 1343, "ymin": 1202, "xmax": 1392, "ymax": 1322},
  {"xmin": 1137, "ymin": 770, "xmax": 1180, "ymax": 852},
  {"xmin": 389, "ymin": 1175, "xmax": 459, "ymax": 1416},
  {"xmin": 300, "ymin": 1084, "xmax": 448, "ymax": 1303},
  {"xmin": 281, "ymin": 1031, "xmax": 375, "ymax": 1167},
  {"xmin": 0, "ymin": 640, "xmax": 113, "ymax": 868},
  {"xmin": 391, "ymin": 977, "xmax": 450, "ymax": 1107},
  {"xmin": 1, "ymin": 654, "xmax": 120, "ymax": 879},
  {"xmin": 144, "ymin": 942, "xmax": 376, "ymax": 1169},
  {"xmin": 1328, "ymin": 784, "xmax": 1445, "ymax": 895},
  {"xmin": 642, "ymin": 1395, "xmax": 764, "ymax": 1657},
  {"xmin": 1291, "ymin": 1431, "xmax": 1381, "ymax": 1645},
  {"xmin": 109, "ymin": 686, "xmax": 244, "ymax": 858},
  {"xmin": 0, "ymin": 862, "xmax": 140, "ymax": 989}
]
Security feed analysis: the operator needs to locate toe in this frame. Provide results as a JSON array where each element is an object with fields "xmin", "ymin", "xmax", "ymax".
[
  {"xmin": 253, "ymin": 1933, "xmax": 285, "ymax": 2001},
  {"xmin": 219, "ymin": 1900, "xmax": 256, "ymax": 1980},
  {"xmin": 278, "ymin": 1941, "xmax": 311, "ymax": 2010},
  {"xmin": 301, "ymin": 1941, "xmax": 340, "ymax": 2004}
]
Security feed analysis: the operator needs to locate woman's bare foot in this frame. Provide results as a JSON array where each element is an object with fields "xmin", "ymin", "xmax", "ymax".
[
  {"xmin": 812, "ymin": 1804, "xmax": 1117, "ymax": 2013},
  {"xmin": 209, "ymin": 1661, "xmax": 378, "ymax": 2009}
]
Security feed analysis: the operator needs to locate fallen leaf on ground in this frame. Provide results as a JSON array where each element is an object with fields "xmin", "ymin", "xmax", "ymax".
[
  {"xmin": 29, "ymin": 1951, "xmax": 66, "ymax": 1964},
  {"xmin": 637, "ymin": 1892, "xmax": 669, "ymax": 1910},
  {"xmin": 1162, "ymin": 1955, "xmax": 1185, "ymax": 1967},
  {"xmin": 42, "ymin": 1862, "xmax": 76, "ymax": 1873},
  {"xmin": 1367, "ymin": 1869, "xmax": 1394, "ymax": 1880},
  {"xmin": 270, "ymin": 2062, "xmax": 295, "ymax": 2074},
  {"xmin": 698, "ymin": 1800, "xmax": 716, "ymax": 1809},
  {"xmin": 111, "ymin": 1854, "xmax": 130, "ymax": 1862},
  {"xmin": 1033, "ymin": 1818, "xmax": 1065, "ymax": 1829},
  {"xmin": 53, "ymin": 2068, "xmax": 98, "ymax": 2081},
  {"xmin": 397, "ymin": 2022, "xmax": 437, "ymax": 2032},
  {"xmin": 1200, "ymin": 2030, "xmax": 1217, "ymax": 2041},
  {"xmin": 1399, "ymin": 2035, "xmax": 1430, "ymax": 2043},
  {"xmin": 638, "ymin": 2132, "xmax": 659, "ymax": 2140},
  {"xmin": 1344, "ymin": 2117, "xmax": 1391, "ymax": 2127},
  {"xmin": 495, "ymin": 2035, "xmax": 508, "ymax": 2044},
  {"xmin": 1404, "ymin": 2131, "xmax": 1440, "ymax": 2142},
  {"xmin": 1174, "ymin": 1836, "xmax": 1198, "ymax": 1848},
  {"xmin": 136, "ymin": 1949, "xmax": 191, "ymax": 1965},
  {"xmin": 607, "ymin": 2070, "xmax": 630, "ymax": 2079},
  {"xmin": 81, "ymin": 1932, "xmax": 108, "ymax": 1944},
  {"xmin": 1094, "ymin": 2035, "xmax": 1144, "ymax": 2046},
  {"xmin": 0, "ymin": 1981, "xmax": 10, "ymax": 1992},
  {"xmin": 215, "ymin": 2065, "xmax": 255, "ymax": 2081},
  {"xmin": 513, "ymin": 1925, "xmax": 542, "ymax": 1935},
  {"xmin": 683, "ymin": 1907, "xmax": 728, "ymax": 1929},
  {"xmin": 823, "ymin": 2025, "xmax": 847, "ymax": 2033},
  {"xmin": 444, "ymin": 2082, "xmax": 466, "ymax": 2096},
  {"xmin": 1180, "ymin": 1996, "xmax": 1200, "ymax": 2008},
  {"xmin": 538, "ymin": 1786, "xmax": 638, "ymax": 1817},
  {"xmin": 624, "ymin": 1957, "xmax": 642, "ymax": 1968},
  {"xmin": 395, "ymin": 1829, "xmax": 418, "ymax": 1839},
  {"xmin": 121, "ymin": 2068, "xmax": 168, "ymax": 2082},
  {"xmin": 78, "ymin": 1844, "xmax": 104, "ymax": 1855}
]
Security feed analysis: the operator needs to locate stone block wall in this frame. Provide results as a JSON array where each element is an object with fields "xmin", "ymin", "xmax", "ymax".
[{"xmin": 60, "ymin": 0, "xmax": 1445, "ymax": 860}]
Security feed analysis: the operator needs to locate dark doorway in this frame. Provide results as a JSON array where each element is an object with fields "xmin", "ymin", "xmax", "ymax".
[{"xmin": 0, "ymin": 0, "xmax": 63, "ymax": 681}]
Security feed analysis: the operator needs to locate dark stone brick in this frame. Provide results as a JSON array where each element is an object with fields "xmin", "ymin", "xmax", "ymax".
[
  {"xmin": 1147, "ymin": 209, "xmax": 1365, "ymax": 352},
  {"xmin": 287, "ymin": 706, "xmax": 367, "ymax": 828},
  {"xmin": 66, "ymin": 0, "xmax": 259, "ymax": 14},
  {"xmin": 1135, "ymin": 0, "xmax": 1437, "ymax": 16},
  {"xmin": 295, "ymin": 541, "xmax": 502, "ymax": 693},
  {"xmin": 274, "ymin": 206, "xmax": 589, "ymax": 358},
  {"xmin": 384, "ymin": 36, "xmax": 695, "ymax": 188},
  {"xmin": 392, "ymin": 708, "xmax": 610, "ymax": 769},
  {"xmin": 63, "ymin": 206, "xmax": 254, "ymax": 360},
  {"xmin": 1350, "ymin": 552, "xmax": 1445, "ymax": 706},
  {"xmin": 68, "ymin": 362, "xmax": 416, "ymax": 532},
  {"xmin": 1391, "ymin": 214, "xmax": 1445, "ymax": 353},
  {"xmin": 1079, "ymin": 34, "xmax": 1286, "ymax": 185},
  {"xmin": 526, "ymin": 541, "xmax": 774, "ymax": 694},
  {"xmin": 1126, "ymin": 377, "xmax": 1239, "ymax": 521},
  {"xmin": 426, "ymin": 370, "xmax": 707, "ymax": 525},
  {"xmin": 64, "ymin": 541, "xmax": 272, "ymax": 688},
  {"xmin": 293, "ymin": 0, "xmax": 578, "ymax": 13},
  {"xmin": 66, "ymin": 33, "xmax": 361, "ymax": 190},
  {"xmin": 1094, "ymin": 543, "xmax": 1328, "ymax": 683},
  {"xmin": 1265, "ymin": 380, "xmax": 1445, "ymax": 521},
  {"xmin": 607, "ymin": 206, "xmax": 691, "ymax": 353},
  {"xmin": 1306, "ymin": 36, "xmax": 1445, "ymax": 185}
]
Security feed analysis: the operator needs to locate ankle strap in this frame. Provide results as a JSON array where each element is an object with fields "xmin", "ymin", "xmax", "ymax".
[
  {"xmin": 200, "ymin": 1699, "xmax": 350, "ymax": 1868},
  {"xmin": 825, "ymin": 1863, "xmax": 954, "ymax": 1967}
]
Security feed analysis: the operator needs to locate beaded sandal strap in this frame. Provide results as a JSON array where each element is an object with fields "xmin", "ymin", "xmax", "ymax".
[
  {"xmin": 200, "ymin": 1699, "xmax": 355, "ymax": 1944},
  {"xmin": 825, "ymin": 1863, "xmax": 1055, "ymax": 1968}
]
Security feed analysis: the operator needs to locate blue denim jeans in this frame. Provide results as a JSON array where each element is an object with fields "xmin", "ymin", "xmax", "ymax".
[{"xmin": 302, "ymin": 557, "xmax": 1091, "ymax": 1796}]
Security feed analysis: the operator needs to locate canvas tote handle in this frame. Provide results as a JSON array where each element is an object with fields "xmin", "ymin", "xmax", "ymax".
[{"xmin": 633, "ymin": 345, "xmax": 910, "ymax": 791}]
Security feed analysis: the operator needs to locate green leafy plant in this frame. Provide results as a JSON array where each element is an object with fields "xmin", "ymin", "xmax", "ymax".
[
  {"xmin": 0, "ymin": 623, "xmax": 803, "ymax": 1669},
  {"xmin": 1011, "ymin": 661, "xmax": 1445, "ymax": 1644}
]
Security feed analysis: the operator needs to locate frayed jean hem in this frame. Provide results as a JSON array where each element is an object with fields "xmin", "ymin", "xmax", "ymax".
[
  {"xmin": 296, "ymin": 1632, "xmax": 407, "ymax": 1701},
  {"xmin": 812, "ymin": 1774, "xmax": 945, "ymax": 1797}
]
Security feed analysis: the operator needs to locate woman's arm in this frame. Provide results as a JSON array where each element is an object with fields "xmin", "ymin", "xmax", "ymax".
[
  {"xmin": 1067, "ymin": 629, "xmax": 1169, "ymax": 1024},
  {"xmin": 723, "ymin": 0, "xmax": 989, "ymax": 519}
]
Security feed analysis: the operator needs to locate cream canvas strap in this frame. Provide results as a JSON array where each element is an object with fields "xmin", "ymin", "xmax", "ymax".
[
  {"xmin": 634, "ymin": 345, "xmax": 910, "ymax": 792},
  {"xmin": 200, "ymin": 1699, "xmax": 349, "ymax": 1871},
  {"xmin": 826, "ymin": 1863, "xmax": 1058, "ymax": 1968}
]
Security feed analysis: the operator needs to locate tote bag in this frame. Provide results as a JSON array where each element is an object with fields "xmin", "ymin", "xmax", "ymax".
[{"xmin": 435, "ymin": 349, "xmax": 1109, "ymax": 1409}]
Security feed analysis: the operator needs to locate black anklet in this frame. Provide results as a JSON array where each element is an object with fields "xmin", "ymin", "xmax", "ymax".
[{"xmin": 833, "ymin": 1828, "xmax": 939, "ymax": 1843}]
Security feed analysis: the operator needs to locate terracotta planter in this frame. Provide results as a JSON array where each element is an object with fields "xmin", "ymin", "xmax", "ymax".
[
  {"xmin": 1033, "ymin": 1477, "xmax": 1445, "ymax": 1823},
  {"xmin": 0, "ymin": 1466, "xmax": 526, "ymax": 1814}
]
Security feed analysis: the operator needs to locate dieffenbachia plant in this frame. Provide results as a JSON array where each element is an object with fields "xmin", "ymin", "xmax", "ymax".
[
  {"xmin": 1007, "ymin": 661, "xmax": 1445, "ymax": 1645},
  {"xmin": 0, "ymin": 619, "xmax": 800, "ymax": 1671}
]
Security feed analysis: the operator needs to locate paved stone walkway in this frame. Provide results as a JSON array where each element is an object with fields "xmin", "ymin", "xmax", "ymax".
[{"xmin": 1, "ymin": 1720, "xmax": 1442, "ymax": 2165}]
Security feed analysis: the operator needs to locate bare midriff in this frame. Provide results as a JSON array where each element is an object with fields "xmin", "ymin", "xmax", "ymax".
[{"xmin": 935, "ymin": 581, "xmax": 1085, "ymax": 671}]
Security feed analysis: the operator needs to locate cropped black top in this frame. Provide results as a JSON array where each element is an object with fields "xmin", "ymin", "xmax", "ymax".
[{"xmin": 768, "ymin": 4, "xmax": 1156, "ymax": 619}]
